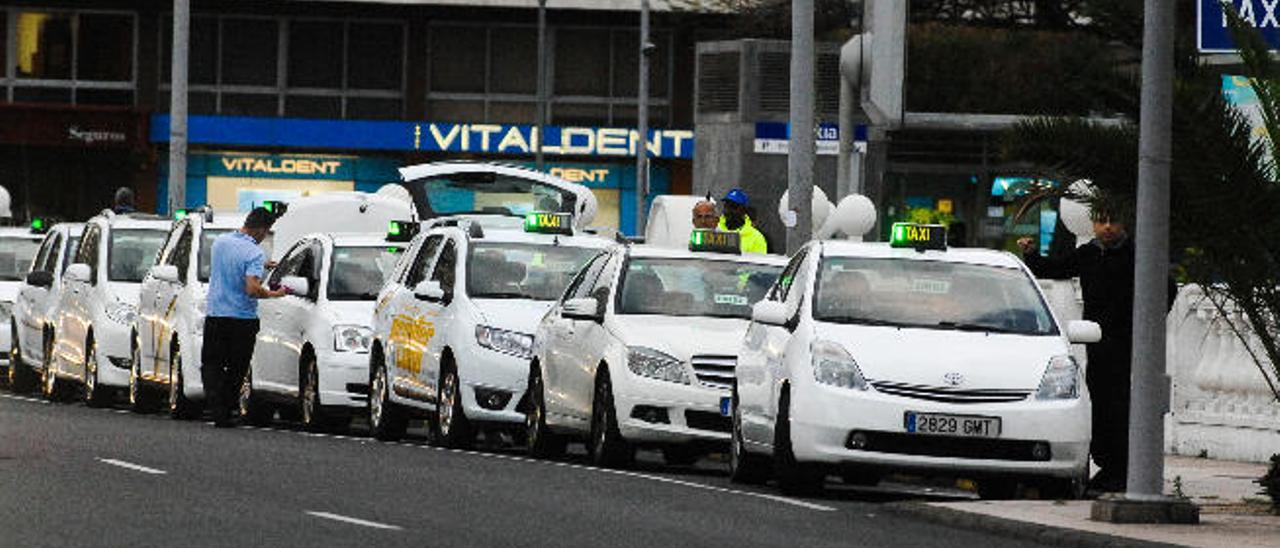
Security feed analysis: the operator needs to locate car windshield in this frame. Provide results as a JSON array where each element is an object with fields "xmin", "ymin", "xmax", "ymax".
[
  {"xmin": 813, "ymin": 257, "xmax": 1057, "ymax": 336},
  {"xmin": 466, "ymin": 242, "xmax": 601, "ymax": 301},
  {"xmin": 0, "ymin": 237, "xmax": 40, "ymax": 281},
  {"xmin": 408, "ymin": 172, "xmax": 576, "ymax": 218},
  {"xmin": 617, "ymin": 258, "xmax": 782, "ymax": 319},
  {"xmin": 327, "ymin": 246, "xmax": 402, "ymax": 301},
  {"xmin": 108, "ymin": 229, "xmax": 168, "ymax": 283}
]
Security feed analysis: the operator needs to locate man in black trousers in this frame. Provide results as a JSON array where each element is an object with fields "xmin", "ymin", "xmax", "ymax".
[{"xmin": 202, "ymin": 207, "xmax": 286, "ymax": 427}]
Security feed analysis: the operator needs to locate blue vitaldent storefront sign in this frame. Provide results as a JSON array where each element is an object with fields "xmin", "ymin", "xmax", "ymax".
[
  {"xmin": 150, "ymin": 114, "xmax": 694, "ymax": 159},
  {"xmin": 1199, "ymin": 0, "xmax": 1280, "ymax": 52}
]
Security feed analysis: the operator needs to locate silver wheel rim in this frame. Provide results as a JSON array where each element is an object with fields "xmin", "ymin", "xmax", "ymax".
[
  {"xmin": 439, "ymin": 372, "xmax": 456, "ymax": 435},
  {"xmin": 370, "ymin": 367, "xmax": 385, "ymax": 428},
  {"xmin": 303, "ymin": 361, "xmax": 317, "ymax": 425},
  {"xmin": 85, "ymin": 345, "xmax": 96, "ymax": 396},
  {"xmin": 9, "ymin": 335, "xmax": 18, "ymax": 383},
  {"xmin": 169, "ymin": 351, "xmax": 180, "ymax": 411},
  {"xmin": 239, "ymin": 369, "xmax": 251, "ymax": 417},
  {"xmin": 43, "ymin": 366, "xmax": 54, "ymax": 396},
  {"xmin": 129, "ymin": 363, "xmax": 138, "ymax": 405}
]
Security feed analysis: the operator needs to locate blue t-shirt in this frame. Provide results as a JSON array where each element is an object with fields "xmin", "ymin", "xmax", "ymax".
[{"xmin": 207, "ymin": 231, "xmax": 266, "ymax": 319}]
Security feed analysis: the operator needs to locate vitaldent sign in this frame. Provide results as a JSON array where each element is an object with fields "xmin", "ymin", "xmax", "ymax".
[
  {"xmin": 411, "ymin": 124, "xmax": 693, "ymax": 158},
  {"xmin": 1199, "ymin": 0, "xmax": 1280, "ymax": 52}
]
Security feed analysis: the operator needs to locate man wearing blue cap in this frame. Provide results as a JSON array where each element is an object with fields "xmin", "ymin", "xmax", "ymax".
[{"xmin": 719, "ymin": 188, "xmax": 768, "ymax": 254}]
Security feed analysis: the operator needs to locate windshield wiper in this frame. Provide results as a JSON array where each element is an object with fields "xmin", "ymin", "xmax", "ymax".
[
  {"xmin": 818, "ymin": 316, "xmax": 905, "ymax": 328},
  {"xmin": 474, "ymin": 292, "xmax": 535, "ymax": 300},
  {"xmin": 935, "ymin": 321, "xmax": 1020, "ymax": 334}
]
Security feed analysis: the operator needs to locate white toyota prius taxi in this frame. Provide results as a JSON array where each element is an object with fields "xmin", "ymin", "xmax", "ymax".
[
  {"xmin": 731, "ymin": 223, "xmax": 1102, "ymax": 498},
  {"xmin": 367, "ymin": 213, "xmax": 612, "ymax": 445},
  {"xmin": 526, "ymin": 232, "xmax": 785, "ymax": 467}
]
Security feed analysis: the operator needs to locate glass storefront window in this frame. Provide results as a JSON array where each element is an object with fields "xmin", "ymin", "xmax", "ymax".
[
  {"xmin": 161, "ymin": 15, "xmax": 217, "ymax": 85},
  {"xmin": 555, "ymin": 29, "xmax": 609, "ymax": 96},
  {"xmin": 78, "ymin": 13, "xmax": 133, "ymax": 81},
  {"xmin": 430, "ymin": 26, "xmax": 485, "ymax": 94},
  {"xmin": 285, "ymin": 94, "xmax": 341, "ymax": 118},
  {"xmin": 16, "ymin": 12, "xmax": 73, "ymax": 79},
  {"xmin": 346, "ymin": 97, "xmax": 402, "ymax": 120},
  {"xmin": 489, "ymin": 27, "xmax": 536, "ymax": 95}
]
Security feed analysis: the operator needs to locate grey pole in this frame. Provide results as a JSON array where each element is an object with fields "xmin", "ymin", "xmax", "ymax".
[
  {"xmin": 535, "ymin": 0, "xmax": 547, "ymax": 172},
  {"xmin": 786, "ymin": 0, "xmax": 815, "ymax": 253},
  {"xmin": 168, "ymin": 0, "xmax": 190, "ymax": 214},
  {"xmin": 635, "ymin": 0, "xmax": 651, "ymax": 236},
  {"xmin": 1125, "ymin": 0, "xmax": 1174, "ymax": 501},
  {"xmin": 836, "ymin": 78, "xmax": 854, "ymax": 200}
]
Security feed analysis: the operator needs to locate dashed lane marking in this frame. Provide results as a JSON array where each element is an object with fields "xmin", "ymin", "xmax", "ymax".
[
  {"xmin": 96, "ymin": 457, "xmax": 167, "ymax": 475},
  {"xmin": 0, "ymin": 393, "xmax": 49, "ymax": 404},
  {"xmin": 305, "ymin": 511, "xmax": 403, "ymax": 531}
]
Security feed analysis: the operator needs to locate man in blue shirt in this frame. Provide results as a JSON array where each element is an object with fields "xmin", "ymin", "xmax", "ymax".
[{"xmin": 202, "ymin": 207, "xmax": 285, "ymax": 427}]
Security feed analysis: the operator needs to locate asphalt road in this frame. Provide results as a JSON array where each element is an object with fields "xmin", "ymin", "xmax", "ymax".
[{"xmin": 0, "ymin": 392, "xmax": 1051, "ymax": 548}]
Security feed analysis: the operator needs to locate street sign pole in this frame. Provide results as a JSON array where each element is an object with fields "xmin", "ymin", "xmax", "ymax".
[
  {"xmin": 168, "ymin": 0, "xmax": 189, "ymax": 214},
  {"xmin": 786, "ymin": 0, "xmax": 814, "ymax": 253},
  {"xmin": 635, "ymin": 0, "xmax": 651, "ymax": 236}
]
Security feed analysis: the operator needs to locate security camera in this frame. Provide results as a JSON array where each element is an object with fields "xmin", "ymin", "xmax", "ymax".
[{"xmin": 642, "ymin": 41, "xmax": 657, "ymax": 57}]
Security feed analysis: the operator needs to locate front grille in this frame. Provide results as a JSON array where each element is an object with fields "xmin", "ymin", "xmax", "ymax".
[
  {"xmin": 690, "ymin": 355, "xmax": 736, "ymax": 390},
  {"xmin": 344, "ymin": 383, "xmax": 369, "ymax": 395},
  {"xmin": 846, "ymin": 431, "xmax": 1051, "ymax": 462},
  {"xmin": 685, "ymin": 410, "xmax": 731, "ymax": 433},
  {"xmin": 869, "ymin": 380, "xmax": 1031, "ymax": 404}
]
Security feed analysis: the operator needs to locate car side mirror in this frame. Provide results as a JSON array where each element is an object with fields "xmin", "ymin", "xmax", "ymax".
[
  {"xmin": 65, "ymin": 263, "xmax": 91, "ymax": 283},
  {"xmin": 1066, "ymin": 320, "xmax": 1102, "ymax": 344},
  {"xmin": 152, "ymin": 264, "xmax": 180, "ymax": 283},
  {"xmin": 562, "ymin": 297, "xmax": 603, "ymax": 322},
  {"xmin": 752, "ymin": 300, "xmax": 789, "ymax": 326},
  {"xmin": 280, "ymin": 275, "xmax": 310, "ymax": 298},
  {"xmin": 413, "ymin": 279, "xmax": 445, "ymax": 302},
  {"xmin": 25, "ymin": 270, "xmax": 53, "ymax": 288}
]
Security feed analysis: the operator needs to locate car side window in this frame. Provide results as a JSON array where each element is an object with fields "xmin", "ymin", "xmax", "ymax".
[
  {"xmin": 269, "ymin": 242, "xmax": 305, "ymax": 286},
  {"xmin": 771, "ymin": 248, "xmax": 809, "ymax": 302},
  {"xmin": 588, "ymin": 253, "xmax": 617, "ymax": 301},
  {"xmin": 429, "ymin": 239, "xmax": 457, "ymax": 292},
  {"xmin": 404, "ymin": 235, "xmax": 442, "ymax": 288},
  {"xmin": 170, "ymin": 228, "xmax": 193, "ymax": 283},
  {"xmin": 77, "ymin": 225, "xmax": 101, "ymax": 283},
  {"xmin": 559, "ymin": 254, "xmax": 600, "ymax": 304},
  {"xmin": 32, "ymin": 234, "xmax": 56, "ymax": 274},
  {"xmin": 569, "ymin": 252, "xmax": 609, "ymax": 301}
]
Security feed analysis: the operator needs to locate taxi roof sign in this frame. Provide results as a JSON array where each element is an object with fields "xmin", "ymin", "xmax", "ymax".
[
  {"xmin": 890, "ymin": 222, "xmax": 947, "ymax": 251},
  {"xmin": 689, "ymin": 229, "xmax": 741, "ymax": 254},
  {"xmin": 386, "ymin": 219, "xmax": 420, "ymax": 242},
  {"xmin": 262, "ymin": 200, "xmax": 288, "ymax": 219},
  {"xmin": 30, "ymin": 218, "xmax": 47, "ymax": 233},
  {"xmin": 174, "ymin": 209, "xmax": 189, "ymax": 221},
  {"xmin": 524, "ymin": 212, "xmax": 573, "ymax": 235}
]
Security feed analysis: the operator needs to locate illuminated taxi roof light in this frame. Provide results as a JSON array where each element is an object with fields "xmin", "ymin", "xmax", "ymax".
[
  {"xmin": 524, "ymin": 212, "xmax": 573, "ymax": 235},
  {"xmin": 889, "ymin": 222, "xmax": 947, "ymax": 251},
  {"xmin": 688, "ymin": 229, "xmax": 740, "ymax": 254},
  {"xmin": 174, "ymin": 209, "xmax": 189, "ymax": 221},
  {"xmin": 386, "ymin": 220, "xmax": 420, "ymax": 242},
  {"xmin": 262, "ymin": 200, "xmax": 289, "ymax": 218},
  {"xmin": 30, "ymin": 218, "xmax": 46, "ymax": 233}
]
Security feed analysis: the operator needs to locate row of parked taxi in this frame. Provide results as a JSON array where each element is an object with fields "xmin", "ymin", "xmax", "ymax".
[{"xmin": 1, "ymin": 161, "xmax": 1105, "ymax": 498}]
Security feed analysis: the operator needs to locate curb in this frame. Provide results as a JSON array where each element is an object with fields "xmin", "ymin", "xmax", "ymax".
[{"xmin": 885, "ymin": 502, "xmax": 1183, "ymax": 548}]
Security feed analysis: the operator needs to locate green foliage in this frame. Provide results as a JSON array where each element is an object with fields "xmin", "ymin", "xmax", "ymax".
[
  {"xmin": 904, "ymin": 206, "xmax": 954, "ymax": 226},
  {"xmin": 1259, "ymin": 454, "xmax": 1280, "ymax": 514}
]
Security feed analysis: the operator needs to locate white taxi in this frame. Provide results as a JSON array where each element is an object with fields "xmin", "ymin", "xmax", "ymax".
[
  {"xmin": 44, "ymin": 211, "xmax": 170, "ymax": 405},
  {"xmin": 526, "ymin": 232, "xmax": 785, "ymax": 467},
  {"xmin": 367, "ymin": 214, "xmax": 612, "ymax": 445},
  {"xmin": 130, "ymin": 209, "xmax": 250, "ymax": 417},
  {"xmin": 0, "ymin": 224, "xmax": 50, "ymax": 385},
  {"xmin": 8, "ymin": 221, "xmax": 82, "ymax": 392},
  {"xmin": 732, "ymin": 224, "xmax": 1101, "ymax": 498},
  {"xmin": 240, "ymin": 233, "xmax": 403, "ymax": 431}
]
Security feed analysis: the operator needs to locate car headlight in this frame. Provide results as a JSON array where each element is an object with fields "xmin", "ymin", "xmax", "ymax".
[
  {"xmin": 475, "ymin": 325, "xmax": 534, "ymax": 359},
  {"xmin": 1036, "ymin": 355, "xmax": 1080, "ymax": 400},
  {"xmin": 626, "ymin": 346, "xmax": 690, "ymax": 384},
  {"xmin": 333, "ymin": 325, "xmax": 373, "ymax": 353},
  {"xmin": 811, "ymin": 339, "xmax": 868, "ymax": 390},
  {"xmin": 105, "ymin": 302, "xmax": 138, "ymax": 325}
]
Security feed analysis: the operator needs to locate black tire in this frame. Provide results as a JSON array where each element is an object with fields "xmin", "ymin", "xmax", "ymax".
[
  {"xmin": 367, "ymin": 356, "xmax": 406, "ymax": 441},
  {"xmin": 841, "ymin": 468, "xmax": 882, "ymax": 487},
  {"xmin": 662, "ymin": 445, "xmax": 702, "ymax": 467},
  {"xmin": 82, "ymin": 338, "xmax": 111, "ymax": 408},
  {"xmin": 525, "ymin": 363, "xmax": 566, "ymax": 459},
  {"xmin": 129, "ymin": 338, "xmax": 158, "ymax": 413},
  {"xmin": 435, "ymin": 363, "xmax": 473, "ymax": 449},
  {"xmin": 588, "ymin": 368, "xmax": 633, "ymax": 468},
  {"xmin": 8, "ymin": 324, "xmax": 37, "ymax": 393},
  {"xmin": 730, "ymin": 389, "xmax": 771, "ymax": 485},
  {"xmin": 300, "ymin": 353, "xmax": 331, "ymax": 432},
  {"xmin": 977, "ymin": 478, "xmax": 1020, "ymax": 500},
  {"xmin": 237, "ymin": 366, "xmax": 273, "ymax": 427},
  {"xmin": 168, "ymin": 343, "xmax": 199, "ymax": 420},
  {"xmin": 773, "ymin": 388, "xmax": 825, "ymax": 496}
]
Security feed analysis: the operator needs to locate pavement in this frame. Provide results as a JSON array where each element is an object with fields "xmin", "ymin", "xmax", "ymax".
[{"xmin": 894, "ymin": 456, "xmax": 1278, "ymax": 548}]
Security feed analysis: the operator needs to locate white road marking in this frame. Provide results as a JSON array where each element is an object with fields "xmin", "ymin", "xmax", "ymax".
[
  {"xmin": 305, "ymin": 511, "xmax": 403, "ymax": 531},
  {"xmin": 0, "ymin": 393, "xmax": 49, "ymax": 404},
  {"xmin": 96, "ymin": 457, "xmax": 167, "ymax": 475}
]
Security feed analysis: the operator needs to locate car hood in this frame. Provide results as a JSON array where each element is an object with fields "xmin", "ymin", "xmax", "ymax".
[
  {"xmin": 814, "ymin": 323, "xmax": 1067, "ymax": 390},
  {"xmin": 473, "ymin": 298, "xmax": 556, "ymax": 334},
  {"xmin": 107, "ymin": 282, "xmax": 141, "ymax": 308},
  {"xmin": 323, "ymin": 300, "xmax": 376, "ymax": 327},
  {"xmin": 610, "ymin": 315, "xmax": 751, "ymax": 361}
]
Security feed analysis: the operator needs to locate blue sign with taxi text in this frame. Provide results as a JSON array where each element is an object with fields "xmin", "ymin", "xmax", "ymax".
[{"xmin": 1200, "ymin": 0, "xmax": 1280, "ymax": 52}]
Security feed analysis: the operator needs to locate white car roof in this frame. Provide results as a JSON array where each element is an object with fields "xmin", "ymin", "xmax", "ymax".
[
  {"xmin": 818, "ymin": 240, "xmax": 1025, "ymax": 269},
  {"xmin": 625, "ymin": 244, "xmax": 789, "ymax": 266},
  {"xmin": 91, "ymin": 212, "xmax": 172, "ymax": 231},
  {"xmin": 328, "ymin": 233, "xmax": 406, "ymax": 248},
  {"xmin": 429, "ymin": 225, "xmax": 616, "ymax": 250},
  {"xmin": 197, "ymin": 212, "xmax": 247, "ymax": 231},
  {"xmin": 0, "ymin": 227, "xmax": 45, "ymax": 240},
  {"xmin": 399, "ymin": 161, "xmax": 572, "ymax": 188},
  {"xmin": 52, "ymin": 222, "xmax": 85, "ymax": 236}
]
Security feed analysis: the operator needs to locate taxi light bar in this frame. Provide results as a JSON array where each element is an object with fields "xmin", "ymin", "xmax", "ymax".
[
  {"xmin": 30, "ymin": 217, "xmax": 47, "ymax": 233},
  {"xmin": 262, "ymin": 200, "xmax": 288, "ymax": 219},
  {"xmin": 524, "ymin": 212, "xmax": 573, "ymax": 235},
  {"xmin": 387, "ymin": 220, "xmax": 420, "ymax": 242},
  {"xmin": 889, "ymin": 222, "xmax": 947, "ymax": 251},
  {"xmin": 174, "ymin": 209, "xmax": 189, "ymax": 221},
  {"xmin": 689, "ymin": 229, "xmax": 740, "ymax": 254}
]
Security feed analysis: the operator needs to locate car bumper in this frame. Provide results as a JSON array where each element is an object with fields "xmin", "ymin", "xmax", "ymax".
[
  {"xmin": 612, "ymin": 370, "xmax": 732, "ymax": 446},
  {"xmin": 317, "ymin": 350, "xmax": 370, "ymax": 409},
  {"xmin": 95, "ymin": 319, "xmax": 133, "ymax": 388},
  {"xmin": 456, "ymin": 348, "xmax": 530, "ymax": 427},
  {"xmin": 789, "ymin": 380, "xmax": 1090, "ymax": 478}
]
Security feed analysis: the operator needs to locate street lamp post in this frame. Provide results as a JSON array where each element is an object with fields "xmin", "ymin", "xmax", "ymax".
[
  {"xmin": 168, "ymin": 0, "xmax": 189, "ymax": 214},
  {"xmin": 536, "ymin": 0, "xmax": 547, "ymax": 172},
  {"xmin": 786, "ymin": 0, "xmax": 815, "ymax": 253},
  {"xmin": 635, "ymin": 0, "xmax": 651, "ymax": 236}
]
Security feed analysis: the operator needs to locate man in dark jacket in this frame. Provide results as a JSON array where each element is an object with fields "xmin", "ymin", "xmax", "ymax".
[{"xmin": 1018, "ymin": 209, "xmax": 1173, "ymax": 494}]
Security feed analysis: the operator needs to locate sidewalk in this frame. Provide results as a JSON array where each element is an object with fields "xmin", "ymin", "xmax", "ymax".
[{"xmin": 893, "ymin": 456, "xmax": 1278, "ymax": 548}]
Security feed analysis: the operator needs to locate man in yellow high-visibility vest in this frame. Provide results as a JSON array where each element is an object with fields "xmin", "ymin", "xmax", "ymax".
[{"xmin": 718, "ymin": 188, "xmax": 768, "ymax": 254}]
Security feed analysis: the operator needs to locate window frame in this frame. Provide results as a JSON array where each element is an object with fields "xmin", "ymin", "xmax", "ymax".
[{"xmin": 4, "ymin": 8, "xmax": 139, "ymax": 105}]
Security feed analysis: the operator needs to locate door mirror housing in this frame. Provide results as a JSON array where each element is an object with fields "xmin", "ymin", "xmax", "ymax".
[
  {"xmin": 1066, "ymin": 320, "xmax": 1102, "ymax": 344},
  {"xmin": 152, "ymin": 264, "xmax": 180, "ymax": 283},
  {"xmin": 25, "ymin": 270, "xmax": 53, "ymax": 288},
  {"xmin": 413, "ymin": 280, "xmax": 446, "ymax": 302},
  {"xmin": 280, "ymin": 275, "xmax": 310, "ymax": 298},
  {"xmin": 562, "ymin": 297, "xmax": 603, "ymax": 322},
  {"xmin": 64, "ymin": 263, "xmax": 91, "ymax": 283},
  {"xmin": 752, "ymin": 300, "xmax": 789, "ymax": 326}
]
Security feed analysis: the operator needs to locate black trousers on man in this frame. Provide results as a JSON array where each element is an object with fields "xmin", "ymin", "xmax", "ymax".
[
  {"xmin": 201, "ymin": 317, "xmax": 260, "ymax": 423},
  {"xmin": 1085, "ymin": 337, "xmax": 1132, "ymax": 491}
]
